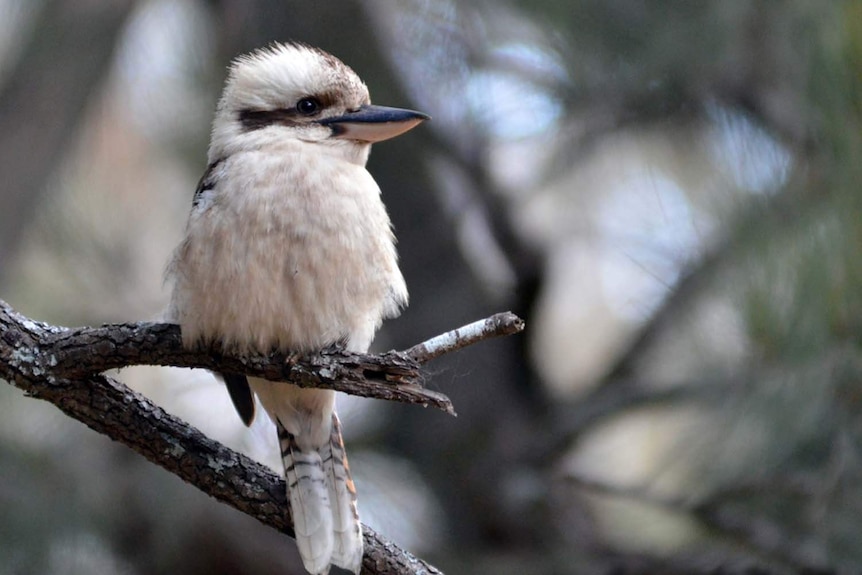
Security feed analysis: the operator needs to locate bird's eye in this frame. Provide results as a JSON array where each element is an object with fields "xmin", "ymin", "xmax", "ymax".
[{"xmin": 296, "ymin": 97, "xmax": 320, "ymax": 115}]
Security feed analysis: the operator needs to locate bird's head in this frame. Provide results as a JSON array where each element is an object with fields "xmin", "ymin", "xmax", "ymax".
[{"xmin": 209, "ymin": 42, "xmax": 428, "ymax": 165}]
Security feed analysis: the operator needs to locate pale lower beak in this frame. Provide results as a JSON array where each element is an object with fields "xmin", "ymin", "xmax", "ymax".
[{"xmin": 319, "ymin": 105, "xmax": 430, "ymax": 143}]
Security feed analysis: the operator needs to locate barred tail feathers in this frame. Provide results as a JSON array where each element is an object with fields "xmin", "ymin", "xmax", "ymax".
[
  {"xmin": 322, "ymin": 412, "xmax": 363, "ymax": 573},
  {"xmin": 277, "ymin": 420, "xmax": 334, "ymax": 575}
]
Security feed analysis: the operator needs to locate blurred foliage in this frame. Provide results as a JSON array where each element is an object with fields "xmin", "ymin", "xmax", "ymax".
[{"xmin": 1, "ymin": 0, "xmax": 861, "ymax": 574}]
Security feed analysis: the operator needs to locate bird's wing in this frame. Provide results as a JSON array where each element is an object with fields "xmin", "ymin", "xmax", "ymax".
[
  {"xmin": 221, "ymin": 373, "xmax": 256, "ymax": 426},
  {"xmin": 192, "ymin": 157, "xmax": 225, "ymax": 208}
]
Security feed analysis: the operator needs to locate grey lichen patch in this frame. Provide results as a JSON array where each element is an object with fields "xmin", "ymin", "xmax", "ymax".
[
  {"xmin": 319, "ymin": 367, "xmax": 335, "ymax": 378},
  {"xmin": 10, "ymin": 347, "xmax": 38, "ymax": 371},
  {"xmin": 166, "ymin": 441, "xmax": 186, "ymax": 458},
  {"xmin": 238, "ymin": 480, "xmax": 268, "ymax": 498},
  {"xmin": 20, "ymin": 318, "xmax": 44, "ymax": 333},
  {"xmin": 207, "ymin": 454, "xmax": 237, "ymax": 473}
]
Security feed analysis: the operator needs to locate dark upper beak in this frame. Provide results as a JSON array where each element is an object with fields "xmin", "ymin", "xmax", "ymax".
[{"xmin": 319, "ymin": 105, "xmax": 430, "ymax": 143}]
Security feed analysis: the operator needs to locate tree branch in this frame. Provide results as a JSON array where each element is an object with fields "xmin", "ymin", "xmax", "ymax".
[
  {"xmin": 0, "ymin": 298, "xmax": 524, "ymax": 574},
  {"xmin": 52, "ymin": 320, "xmax": 455, "ymax": 415},
  {"xmin": 404, "ymin": 311, "xmax": 525, "ymax": 363}
]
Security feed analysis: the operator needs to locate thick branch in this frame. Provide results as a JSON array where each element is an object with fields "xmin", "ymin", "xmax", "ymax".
[
  {"xmin": 12, "ymin": 308, "xmax": 454, "ymax": 414},
  {"xmin": 7, "ymin": 368, "xmax": 439, "ymax": 574},
  {"xmin": 0, "ymin": 298, "xmax": 523, "ymax": 575}
]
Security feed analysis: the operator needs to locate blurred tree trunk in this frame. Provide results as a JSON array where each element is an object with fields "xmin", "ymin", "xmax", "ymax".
[{"xmin": 0, "ymin": 0, "xmax": 135, "ymax": 287}]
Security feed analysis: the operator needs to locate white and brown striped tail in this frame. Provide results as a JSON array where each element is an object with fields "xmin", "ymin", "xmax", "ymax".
[
  {"xmin": 321, "ymin": 413, "xmax": 363, "ymax": 572},
  {"xmin": 277, "ymin": 413, "xmax": 363, "ymax": 575}
]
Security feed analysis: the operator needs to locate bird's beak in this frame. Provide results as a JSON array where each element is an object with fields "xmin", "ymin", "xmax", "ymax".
[{"xmin": 320, "ymin": 105, "xmax": 430, "ymax": 143}]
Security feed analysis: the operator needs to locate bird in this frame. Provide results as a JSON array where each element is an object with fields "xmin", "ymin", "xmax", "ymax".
[{"xmin": 166, "ymin": 42, "xmax": 428, "ymax": 575}]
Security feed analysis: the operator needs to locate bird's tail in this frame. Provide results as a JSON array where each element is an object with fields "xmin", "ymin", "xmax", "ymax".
[
  {"xmin": 321, "ymin": 413, "xmax": 363, "ymax": 572},
  {"xmin": 277, "ymin": 413, "xmax": 363, "ymax": 575}
]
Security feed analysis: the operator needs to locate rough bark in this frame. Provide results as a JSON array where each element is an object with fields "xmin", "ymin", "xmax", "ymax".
[{"xmin": 0, "ymin": 298, "xmax": 523, "ymax": 575}]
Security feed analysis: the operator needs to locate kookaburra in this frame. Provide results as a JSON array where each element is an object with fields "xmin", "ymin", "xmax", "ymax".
[{"xmin": 167, "ymin": 42, "xmax": 428, "ymax": 574}]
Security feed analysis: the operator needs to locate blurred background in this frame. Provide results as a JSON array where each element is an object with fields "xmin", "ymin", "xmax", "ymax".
[{"xmin": 1, "ymin": 1, "xmax": 860, "ymax": 573}]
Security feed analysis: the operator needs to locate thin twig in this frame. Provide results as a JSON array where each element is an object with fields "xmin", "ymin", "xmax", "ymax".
[{"xmin": 405, "ymin": 311, "xmax": 525, "ymax": 363}]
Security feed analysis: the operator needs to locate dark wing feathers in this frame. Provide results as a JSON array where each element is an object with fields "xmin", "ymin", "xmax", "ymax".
[{"xmin": 221, "ymin": 372, "xmax": 256, "ymax": 426}]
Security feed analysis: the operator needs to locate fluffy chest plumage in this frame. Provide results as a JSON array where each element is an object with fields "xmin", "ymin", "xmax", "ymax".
[{"xmin": 169, "ymin": 146, "xmax": 407, "ymax": 354}]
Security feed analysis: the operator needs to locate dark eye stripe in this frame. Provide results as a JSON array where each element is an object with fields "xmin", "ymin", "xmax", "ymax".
[
  {"xmin": 237, "ymin": 108, "xmax": 303, "ymax": 131},
  {"xmin": 236, "ymin": 91, "xmax": 341, "ymax": 132}
]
